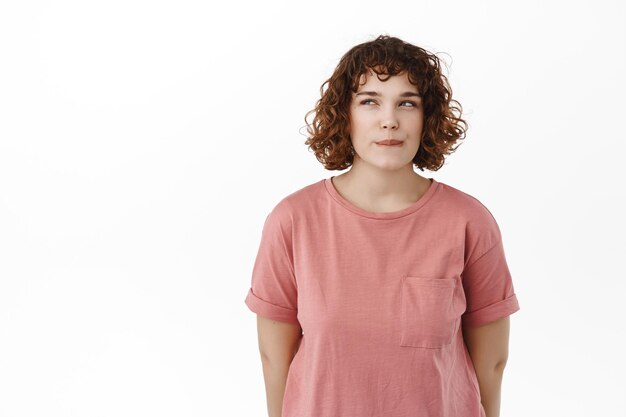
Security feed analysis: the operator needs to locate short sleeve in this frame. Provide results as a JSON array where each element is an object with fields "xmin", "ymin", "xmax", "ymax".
[
  {"xmin": 244, "ymin": 203, "xmax": 300, "ymax": 326},
  {"xmin": 461, "ymin": 208, "xmax": 520, "ymax": 328}
]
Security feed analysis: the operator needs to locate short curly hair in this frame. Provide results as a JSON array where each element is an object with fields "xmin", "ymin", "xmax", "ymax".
[{"xmin": 304, "ymin": 35, "xmax": 468, "ymax": 172}]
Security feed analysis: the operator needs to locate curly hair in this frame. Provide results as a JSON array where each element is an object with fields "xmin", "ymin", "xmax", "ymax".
[{"xmin": 304, "ymin": 35, "xmax": 468, "ymax": 172}]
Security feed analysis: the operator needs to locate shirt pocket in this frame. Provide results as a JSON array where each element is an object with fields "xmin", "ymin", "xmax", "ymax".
[{"xmin": 399, "ymin": 276, "xmax": 459, "ymax": 349}]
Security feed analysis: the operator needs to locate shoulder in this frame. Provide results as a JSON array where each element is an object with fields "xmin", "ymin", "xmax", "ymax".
[
  {"xmin": 263, "ymin": 178, "xmax": 325, "ymax": 228},
  {"xmin": 436, "ymin": 181, "xmax": 503, "ymax": 248},
  {"xmin": 436, "ymin": 181, "xmax": 500, "ymax": 224}
]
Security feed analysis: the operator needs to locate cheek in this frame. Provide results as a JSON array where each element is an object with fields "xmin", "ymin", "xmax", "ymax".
[
  {"xmin": 352, "ymin": 111, "xmax": 377, "ymax": 127},
  {"xmin": 407, "ymin": 117, "xmax": 424, "ymax": 133},
  {"xmin": 405, "ymin": 110, "xmax": 423, "ymax": 122},
  {"xmin": 349, "ymin": 113, "xmax": 367, "ymax": 133}
]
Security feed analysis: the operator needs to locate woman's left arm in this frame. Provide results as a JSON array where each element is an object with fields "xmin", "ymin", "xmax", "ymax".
[{"xmin": 462, "ymin": 316, "xmax": 511, "ymax": 417}]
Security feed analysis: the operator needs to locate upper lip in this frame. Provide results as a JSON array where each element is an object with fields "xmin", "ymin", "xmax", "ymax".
[{"xmin": 375, "ymin": 139, "xmax": 404, "ymax": 145}]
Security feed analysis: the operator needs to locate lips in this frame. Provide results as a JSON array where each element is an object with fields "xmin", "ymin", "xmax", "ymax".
[{"xmin": 375, "ymin": 139, "xmax": 403, "ymax": 146}]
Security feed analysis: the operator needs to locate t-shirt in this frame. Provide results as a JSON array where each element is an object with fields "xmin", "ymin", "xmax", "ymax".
[{"xmin": 244, "ymin": 176, "xmax": 520, "ymax": 417}]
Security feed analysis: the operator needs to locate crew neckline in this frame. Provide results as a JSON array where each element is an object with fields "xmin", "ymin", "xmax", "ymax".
[{"xmin": 323, "ymin": 175, "xmax": 440, "ymax": 220}]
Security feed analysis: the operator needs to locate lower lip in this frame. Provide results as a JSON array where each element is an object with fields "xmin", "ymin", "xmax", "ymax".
[{"xmin": 376, "ymin": 142, "xmax": 403, "ymax": 147}]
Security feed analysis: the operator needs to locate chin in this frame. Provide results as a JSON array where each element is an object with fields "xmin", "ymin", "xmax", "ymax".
[{"xmin": 369, "ymin": 159, "xmax": 412, "ymax": 171}]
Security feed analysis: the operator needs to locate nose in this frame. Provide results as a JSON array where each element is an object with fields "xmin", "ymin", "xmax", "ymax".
[{"xmin": 380, "ymin": 109, "xmax": 399, "ymax": 131}]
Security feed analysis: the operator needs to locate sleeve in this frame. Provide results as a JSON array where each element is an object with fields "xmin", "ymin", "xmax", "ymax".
[
  {"xmin": 244, "ymin": 203, "xmax": 300, "ymax": 326},
  {"xmin": 460, "ymin": 206, "xmax": 520, "ymax": 328}
]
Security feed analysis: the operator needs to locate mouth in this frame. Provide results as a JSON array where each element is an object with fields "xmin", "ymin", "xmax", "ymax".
[{"xmin": 375, "ymin": 139, "xmax": 404, "ymax": 146}]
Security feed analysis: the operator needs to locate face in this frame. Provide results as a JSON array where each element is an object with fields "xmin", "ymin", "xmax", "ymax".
[{"xmin": 348, "ymin": 69, "xmax": 424, "ymax": 171}]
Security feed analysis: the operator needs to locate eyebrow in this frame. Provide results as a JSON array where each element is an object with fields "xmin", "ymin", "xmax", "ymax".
[{"xmin": 355, "ymin": 91, "xmax": 421, "ymax": 98}]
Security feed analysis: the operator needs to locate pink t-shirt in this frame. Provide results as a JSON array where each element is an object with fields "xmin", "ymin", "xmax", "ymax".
[{"xmin": 244, "ymin": 176, "xmax": 520, "ymax": 417}]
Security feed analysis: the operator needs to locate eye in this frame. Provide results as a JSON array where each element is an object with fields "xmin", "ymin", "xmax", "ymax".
[{"xmin": 359, "ymin": 99, "xmax": 419, "ymax": 107}]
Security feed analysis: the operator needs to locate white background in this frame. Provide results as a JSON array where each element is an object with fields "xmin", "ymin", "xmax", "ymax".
[{"xmin": 1, "ymin": 0, "xmax": 625, "ymax": 416}]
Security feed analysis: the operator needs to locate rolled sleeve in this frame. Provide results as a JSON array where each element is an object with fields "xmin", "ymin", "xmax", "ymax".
[
  {"xmin": 462, "ymin": 292, "xmax": 520, "ymax": 327},
  {"xmin": 245, "ymin": 288, "xmax": 300, "ymax": 325},
  {"xmin": 244, "ymin": 202, "xmax": 300, "ymax": 326},
  {"xmin": 461, "ymin": 237, "xmax": 520, "ymax": 328}
]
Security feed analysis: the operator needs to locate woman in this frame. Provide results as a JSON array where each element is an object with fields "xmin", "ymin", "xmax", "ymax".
[{"xmin": 244, "ymin": 34, "xmax": 520, "ymax": 417}]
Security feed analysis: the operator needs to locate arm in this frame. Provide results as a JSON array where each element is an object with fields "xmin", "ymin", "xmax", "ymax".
[
  {"xmin": 462, "ymin": 316, "xmax": 511, "ymax": 417},
  {"xmin": 256, "ymin": 315, "xmax": 303, "ymax": 417}
]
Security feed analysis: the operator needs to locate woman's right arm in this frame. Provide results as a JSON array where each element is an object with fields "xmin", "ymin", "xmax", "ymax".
[{"xmin": 256, "ymin": 315, "xmax": 303, "ymax": 417}]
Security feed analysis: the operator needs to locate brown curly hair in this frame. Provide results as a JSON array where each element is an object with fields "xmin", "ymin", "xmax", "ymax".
[{"xmin": 304, "ymin": 34, "xmax": 468, "ymax": 172}]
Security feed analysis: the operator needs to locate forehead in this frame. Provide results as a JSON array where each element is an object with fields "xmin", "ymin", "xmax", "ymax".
[{"xmin": 355, "ymin": 69, "xmax": 419, "ymax": 93}]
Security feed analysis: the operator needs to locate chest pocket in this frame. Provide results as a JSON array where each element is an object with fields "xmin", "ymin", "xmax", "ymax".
[{"xmin": 400, "ymin": 276, "xmax": 459, "ymax": 349}]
